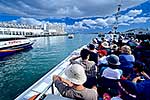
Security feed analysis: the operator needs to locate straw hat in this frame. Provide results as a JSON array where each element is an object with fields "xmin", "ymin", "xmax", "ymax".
[
  {"xmin": 107, "ymin": 54, "xmax": 120, "ymax": 65},
  {"xmin": 101, "ymin": 42, "xmax": 110, "ymax": 48},
  {"xmin": 65, "ymin": 64, "xmax": 87, "ymax": 85}
]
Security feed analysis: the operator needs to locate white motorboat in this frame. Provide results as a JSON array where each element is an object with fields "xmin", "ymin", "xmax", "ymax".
[
  {"xmin": 68, "ymin": 34, "xmax": 74, "ymax": 39},
  {"xmin": 0, "ymin": 35, "xmax": 35, "ymax": 57}
]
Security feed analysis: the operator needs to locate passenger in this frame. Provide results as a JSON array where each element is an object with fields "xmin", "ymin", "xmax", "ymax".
[
  {"xmin": 97, "ymin": 54, "xmax": 122, "ymax": 97},
  {"xmin": 100, "ymin": 41, "xmax": 111, "ymax": 55},
  {"xmin": 87, "ymin": 44, "xmax": 98, "ymax": 65},
  {"xmin": 101, "ymin": 54, "xmax": 122, "ymax": 80},
  {"xmin": 119, "ymin": 45, "xmax": 135, "ymax": 77},
  {"xmin": 91, "ymin": 38, "xmax": 99, "ymax": 48},
  {"xmin": 95, "ymin": 38, "xmax": 101, "ymax": 44},
  {"xmin": 134, "ymin": 39, "xmax": 140, "ymax": 46},
  {"xmin": 97, "ymin": 50, "xmax": 108, "ymax": 67},
  {"xmin": 118, "ymin": 77, "xmax": 150, "ymax": 100},
  {"xmin": 101, "ymin": 37, "xmax": 106, "ymax": 43},
  {"xmin": 127, "ymin": 37, "xmax": 137, "ymax": 49},
  {"xmin": 53, "ymin": 64, "xmax": 98, "ymax": 100},
  {"xmin": 134, "ymin": 40, "xmax": 150, "ymax": 69},
  {"xmin": 129, "ymin": 61, "xmax": 150, "ymax": 81},
  {"xmin": 117, "ymin": 37, "xmax": 123, "ymax": 48},
  {"xmin": 70, "ymin": 48, "xmax": 97, "ymax": 88},
  {"xmin": 110, "ymin": 44, "xmax": 119, "ymax": 55}
]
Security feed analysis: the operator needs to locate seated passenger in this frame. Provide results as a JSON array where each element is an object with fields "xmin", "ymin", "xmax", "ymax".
[
  {"xmin": 87, "ymin": 44, "xmax": 98, "ymax": 65},
  {"xmin": 53, "ymin": 64, "xmax": 98, "ymax": 100},
  {"xmin": 110, "ymin": 44, "xmax": 120, "ymax": 55},
  {"xmin": 119, "ymin": 45, "xmax": 135, "ymax": 77},
  {"xmin": 100, "ymin": 42, "xmax": 111, "ymax": 55},
  {"xmin": 118, "ymin": 77, "xmax": 150, "ymax": 100},
  {"xmin": 97, "ymin": 54, "xmax": 122, "ymax": 97},
  {"xmin": 97, "ymin": 50, "xmax": 108, "ymax": 70},
  {"xmin": 70, "ymin": 48, "xmax": 97, "ymax": 88},
  {"xmin": 91, "ymin": 38, "xmax": 99, "ymax": 48},
  {"xmin": 129, "ymin": 61, "xmax": 150, "ymax": 81},
  {"xmin": 102, "ymin": 54, "xmax": 122, "ymax": 80}
]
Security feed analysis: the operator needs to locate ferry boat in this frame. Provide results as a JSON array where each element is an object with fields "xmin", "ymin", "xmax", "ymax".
[
  {"xmin": 68, "ymin": 34, "xmax": 74, "ymax": 39},
  {"xmin": 0, "ymin": 35, "xmax": 35, "ymax": 57},
  {"xmin": 15, "ymin": 45, "xmax": 85, "ymax": 100}
]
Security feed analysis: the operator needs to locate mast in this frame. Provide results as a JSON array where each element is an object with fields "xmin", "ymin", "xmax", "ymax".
[{"xmin": 112, "ymin": 0, "xmax": 122, "ymax": 34}]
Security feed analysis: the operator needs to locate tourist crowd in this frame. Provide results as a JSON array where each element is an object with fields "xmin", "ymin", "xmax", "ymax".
[{"xmin": 53, "ymin": 35, "xmax": 150, "ymax": 100}]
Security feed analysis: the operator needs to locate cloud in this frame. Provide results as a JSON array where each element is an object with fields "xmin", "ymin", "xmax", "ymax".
[
  {"xmin": 130, "ymin": 17, "xmax": 150, "ymax": 23},
  {"xmin": 12, "ymin": 17, "xmax": 43, "ymax": 25},
  {"xmin": 82, "ymin": 19, "xmax": 97, "ymax": 25},
  {"xmin": 56, "ymin": 6, "xmax": 83, "ymax": 16},
  {"xmin": 105, "ymin": 17, "xmax": 116, "ymax": 25},
  {"xmin": 119, "ymin": 23, "xmax": 130, "ymax": 26},
  {"xmin": 95, "ymin": 18, "xmax": 108, "ymax": 27},
  {"xmin": 0, "ymin": 0, "xmax": 148, "ymax": 18},
  {"xmin": 118, "ymin": 15, "xmax": 134, "ymax": 23},
  {"xmin": 66, "ymin": 22, "xmax": 88, "ymax": 32},
  {"xmin": 127, "ymin": 9, "xmax": 142, "ymax": 17}
]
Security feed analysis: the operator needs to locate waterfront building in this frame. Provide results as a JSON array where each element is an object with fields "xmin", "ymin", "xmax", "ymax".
[{"xmin": 0, "ymin": 22, "xmax": 66, "ymax": 36}]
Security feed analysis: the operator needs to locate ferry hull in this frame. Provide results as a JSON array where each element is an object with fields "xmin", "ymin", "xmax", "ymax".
[{"xmin": 0, "ymin": 43, "xmax": 33, "ymax": 57}]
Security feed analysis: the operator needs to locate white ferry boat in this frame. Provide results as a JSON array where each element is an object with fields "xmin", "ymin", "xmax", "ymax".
[
  {"xmin": 15, "ymin": 45, "xmax": 85, "ymax": 100},
  {"xmin": 68, "ymin": 34, "xmax": 74, "ymax": 39},
  {"xmin": 0, "ymin": 35, "xmax": 35, "ymax": 57}
]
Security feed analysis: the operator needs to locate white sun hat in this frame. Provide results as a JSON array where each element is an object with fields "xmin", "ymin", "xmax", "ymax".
[
  {"xmin": 65, "ymin": 64, "xmax": 87, "ymax": 85},
  {"xmin": 101, "ymin": 42, "xmax": 110, "ymax": 48},
  {"xmin": 110, "ymin": 44, "xmax": 118, "ymax": 51}
]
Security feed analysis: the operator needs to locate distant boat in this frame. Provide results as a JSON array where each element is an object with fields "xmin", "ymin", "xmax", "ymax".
[
  {"xmin": 0, "ymin": 35, "xmax": 35, "ymax": 57},
  {"xmin": 68, "ymin": 34, "xmax": 74, "ymax": 39}
]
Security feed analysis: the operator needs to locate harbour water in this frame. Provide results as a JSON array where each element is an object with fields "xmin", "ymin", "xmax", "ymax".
[{"xmin": 0, "ymin": 33, "xmax": 97, "ymax": 100}]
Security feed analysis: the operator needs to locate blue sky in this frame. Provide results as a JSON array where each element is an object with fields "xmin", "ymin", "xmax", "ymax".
[{"xmin": 0, "ymin": 0, "xmax": 150, "ymax": 33}]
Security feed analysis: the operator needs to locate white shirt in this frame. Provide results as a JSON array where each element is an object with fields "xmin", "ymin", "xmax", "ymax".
[{"xmin": 98, "ymin": 56, "xmax": 108, "ymax": 65}]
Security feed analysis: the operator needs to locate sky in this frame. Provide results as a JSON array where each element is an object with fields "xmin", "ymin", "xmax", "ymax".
[{"xmin": 0, "ymin": 0, "xmax": 150, "ymax": 33}]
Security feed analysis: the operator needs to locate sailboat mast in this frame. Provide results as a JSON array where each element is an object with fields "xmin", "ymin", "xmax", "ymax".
[{"xmin": 112, "ymin": 1, "xmax": 122, "ymax": 34}]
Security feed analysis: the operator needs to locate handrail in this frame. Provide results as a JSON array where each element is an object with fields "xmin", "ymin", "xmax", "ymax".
[
  {"xmin": 34, "ymin": 64, "xmax": 70, "ymax": 100},
  {"xmin": 35, "ymin": 82, "xmax": 54, "ymax": 100},
  {"xmin": 51, "ymin": 82, "xmax": 54, "ymax": 95}
]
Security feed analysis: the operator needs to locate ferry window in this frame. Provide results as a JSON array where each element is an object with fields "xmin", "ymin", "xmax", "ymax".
[
  {"xmin": 13, "ymin": 31, "xmax": 15, "ymax": 35},
  {"xmin": 0, "ymin": 31, "xmax": 3, "ymax": 34},
  {"xmin": 8, "ymin": 32, "xmax": 11, "ymax": 35},
  {"xmin": 4, "ymin": 31, "xmax": 8, "ymax": 35},
  {"xmin": 16, "ymin": 32, "xmax": 19, "ymax": 35}
]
